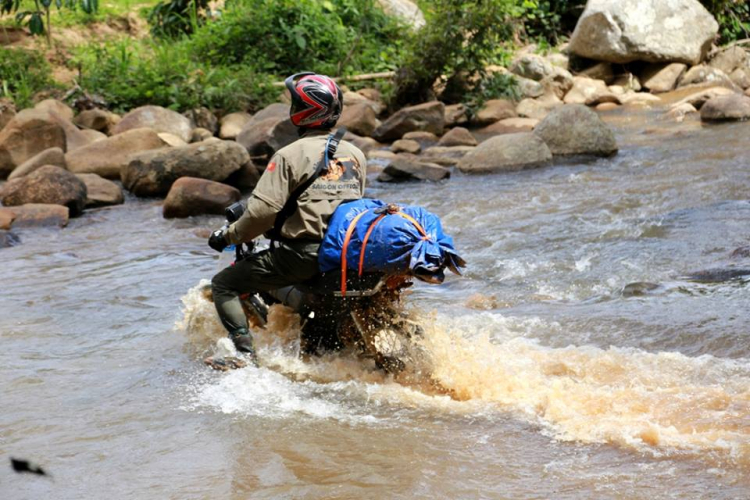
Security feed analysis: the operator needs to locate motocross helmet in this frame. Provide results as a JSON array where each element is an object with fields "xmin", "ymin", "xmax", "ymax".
[{"xmin": 285, "ymin": 72, "xmax": 343, "ymax": 129}]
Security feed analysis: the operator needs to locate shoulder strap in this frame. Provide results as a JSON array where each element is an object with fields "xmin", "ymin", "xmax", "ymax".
[{"xmin": 269, "ymin": 127, "xmax": 347, "ymax": 242}]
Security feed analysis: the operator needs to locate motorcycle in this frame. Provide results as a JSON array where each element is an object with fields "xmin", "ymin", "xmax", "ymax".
[{"xmin": 204, "ymin": 202, "xmax": 430, "ymax": 374}]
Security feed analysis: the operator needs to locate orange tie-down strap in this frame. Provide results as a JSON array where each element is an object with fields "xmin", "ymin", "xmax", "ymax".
[{"xmin": 340, "ymin": 207, "xmax": 431, "ymax": 296}]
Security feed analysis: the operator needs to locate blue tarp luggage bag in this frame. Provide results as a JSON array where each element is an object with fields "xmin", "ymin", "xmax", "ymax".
[{"xmin": 318, "ymin": 199, "xmax": 465, "ymax": 283}]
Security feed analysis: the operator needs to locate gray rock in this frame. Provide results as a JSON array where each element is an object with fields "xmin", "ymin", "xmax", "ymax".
[
  {"xmin": 579, "ymin": 62, "xmax": 615, "ymax": 84},
  {"xmin": 641, "ymin": 63, "xmax": 688, "ymax": 93},
  {"xmin": 219, "ymin": 112, "xmax": 253, "ymax": 140},
  {"xmin": 421, "ymin": 146, "xmax": 475, "ymax": 166},
  {"xmin": 112, "ymin": 105, "xmax": 193, "ymax": 143},
  {"xmin": 34, "ymin": 99, "xmax": 74, "ymax": 122},
  {"xmin": 516, "ymin": 76, "xmax": 545, "ymax": 98},
  {"xmin": 729, "ymin": 67, "xmax": 750, "ymax": 90},
  {"xmin": 391, "ymin": 139, "xmax": 421, "ymax": 154},
  {"xmin": 681, "ymin": 268, "xmax": 750, "ymax": 283},
  {"xmin": 376, "ymin": 0, "xmax": 425, "ymax": 29},
  {"xmin": 700, "ymin": 94, "xmax": 750, "ymax": 122},
  {"xmin": 8, "ymin": 147, "xmax": 66, "ymax": 180},
  {"xmin": 378, "ymin": 157, "xmax": 450, "ymax": 182},
  {"xmin": 163, "ymin": 177, "xmax": 241, "ymax": 218},
  {"xmin": 122, "ymin": 138, "xmax": 249, "ymax": 197},
  {"xmin": 677, "ymin": 64, "xmax": 737, "ymax": 89},
  {"xmin": 73, "ymin": 108, "xmax": 120, "ymax": 134},
  {"xmin": 191, "ymin": 128, "xmax": 214, "ymax": 143},
  {"xmin": 0, "ymin": 204, "xmax": 69, "ymax": 228},
  {"xmin": 0, "ymin": 165, "xmax": 87, "ymax": 217},
  {"xmin": 622, "ymin": 282, "xmax": 661, "ymax": 297},
  {"xmin": 76, "ymin": 173, "xmax": 124, "ymax": 208},
  {"xmin": 569, "ymin": 0, "xmax": 718, "ymax": 65},
  {"xmin": 339, "ymin": 102, "xmax": 378, "ymax": 137},
  {"xmin": 444, "ymin": 103, "xmax": 468, "ymax": 127},
  {"xmin": 564, "ymin": 77, "xmax": 618, "ymax": 105},
  {"xmin": 0, "ymin": 109, "xmax": 66, "ymax": 179},
  {"xmin": 183, "ymin": 107, "xmax": 218, "ymax": 134},
  {"xmin": 669, "ymin": 86, "xmax": 734, "ymax": 109},
  {"xmin": 510, "ymin": 54, "xmax": 557, "ymax": 81},
  {"xmin": 66, "ymin": 127, "xmax": 169, "ymax": 179},
  {"xmin": 438, "ymin": 127, "xmax": 477, "ymax": 147},
  {"xmin": 373, "ymin": 101, "xmax": 445, "ymax": 142},
  {"xmin": 473, "ymin": 99, "xmax": 517, "ymax": 125},
  {"xmin": 458, "ymin": 133, "xmax": 552, "ymax": 173},
  {"xmin": 708, "ymin": 46, "xmax": 748, "ymax": 75},
  {"xmin": 534, "ymin": 104, "xmax": 618, "ymax": 157}
]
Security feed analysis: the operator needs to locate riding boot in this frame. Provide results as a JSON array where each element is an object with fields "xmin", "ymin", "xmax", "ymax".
[{"xmin": 229, "ymin": 328, "xmax": 259, "ymax": 366}]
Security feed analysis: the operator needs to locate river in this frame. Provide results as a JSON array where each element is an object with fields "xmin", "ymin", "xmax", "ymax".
[{"xmin": 2, "ymin": 106, "xmax": 750, "ymax": 499}]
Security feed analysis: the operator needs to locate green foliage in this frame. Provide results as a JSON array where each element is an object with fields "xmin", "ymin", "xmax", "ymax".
[
  {"xmin": 0, "ymin": 47, "xmax": 53, "ymax": 108},
  {"xmin": 189, "ymin": 0, "xmax": 406, "ymax": 76},
  {"xmin": 75, "ymin": 40, "xmax": 277, "ymax": 113},
  {"xmin": 464, "ymin": 72, "xmax": 520, "ymax": 117},
  {"xmin": 391, "ymin": 0, "xmax": 516, "ymax": 107},
  {"xmin": 1, "ymin": 0, "xmax": 98, "ymax": 46},
  {"xmin": 148, "ymin": 0, "xmax": 209, "ymax": 38},
  {"xmin": 515, "ymin": 0, "xmax": 584, "ymax": 44},
  {"xmin": 701, "ymin": 0, "xmax": 750, "ymax": 43}
]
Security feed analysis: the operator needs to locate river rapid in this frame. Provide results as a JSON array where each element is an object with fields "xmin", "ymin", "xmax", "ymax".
[{"xmin": 2, "ymin": 106, "xmax": 750, "ymax": 499}]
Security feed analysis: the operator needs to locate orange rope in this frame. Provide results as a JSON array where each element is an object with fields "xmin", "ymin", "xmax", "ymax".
[
  {"xmin": 396, "ymin": 212, "xmax": 430, "ymax": 239},
  {"xmin": 340, "ymin": 210, "xmax": 369, "ymax": 296},
  {"xmin": 358, "ymin": 214, "xmax": 387, "ymax": 277}
]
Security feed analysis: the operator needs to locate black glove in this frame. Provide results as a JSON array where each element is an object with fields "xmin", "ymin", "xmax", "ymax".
[{"xmin": 208, "ymin": 227, "xmax": 229, "ymax": 252}]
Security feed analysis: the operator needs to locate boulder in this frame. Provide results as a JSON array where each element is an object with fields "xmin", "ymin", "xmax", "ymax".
[
  {"xmin": 236, "ymin": 117, "xmax": 297, "ymax": 158},
  {"xmin": 342, "ymin": 91, "xmax": 384, "ymax": 115},
  {"xmin": 73, "ymin": 108, "xmax": 120, "ymax": 134},
  {"xmin": 708, "ymin": 46, "xmax": 748, "ymax": 75},
  {"xmin": 475, "ymin": 117, "xmax": 539, "ymax": 140},
  {"xmin": 641, "ymin": 63, "xmax": 687, "ymax": 93},
  {"xmin": 516, "ymin": 94, "xmax": 563, "ymax": 120},
  {"xmin": 564, "ymin": 77, "xmax": 619, "ymax": 105},
  {"xmin": 356, "ymin": 88, "xmax": 381, "ymax": 103},
  {"xmin": 0, "ymin": 99, "xmax": 16, "ymax": 133},
  {"xmin": 49, "ymin": 111, "xmax": 94, "ymax": 152},
  {"xmin": 343, "ymin": 132, "xmax": 382, "ymax": 154},
  {"xmin": 225, "ymin": 162, "xmax": 261, "ymax": 191},
  {"xmin": 444, "ymin": 104, "xmax": 468, "ymax": 127},
  {"xmin": 421, "ymin": 146, "xmax": 475, "ymax": 166},
  {"xmin": 730, "ymin": 67, "xmax": 750, "ymax": 90},
  {"xmin": 372, "ymin": 101, "xmax": 445, "ymax": 142},
  {"xmin": 662, "ymin": 102, "xmax": 698, "ymax": 122},
  {"xmin": 516, "ymin": 76, "xmax": 545, "ymax": 98},
  {"xmin": 510, "ymin": 54, "xmax": 557, "ymax": 81},
  {"xmin": 534, "ymin": 104, "xmax": 618, "ymax": 157},
  {"xmin": 34, "ymin": 99, "xmax": 74, "ymax": 122},
  {"xmin": 0, "ymin": 203, "xmax": 69, "ymax": 228},
  {"xmin": 66, "ymin": 128, "xmax": 169, "ymax": 179},
  {"xmin": 569, "ymin": 0, "xmax": 718, "ymax": 65},
  {"xmin": 219, "ymin": 112, "xmax": 253, "ymax": 140},
  {"xmin": 76, "ymin": 173, "xmax": 124, "ymax": 208},
  {"xmin": 579, "ymin": 62, "xmax": 615, "ymax": 84},
  {"xmin": 183, "ymin": 107, "xmax": 218, "ymax": 134},
  {"xmin": 438, "ymin": 127, "xmax": 477, "ymax": 147},
  {"xmin": 402, "ymin": 131, "xmax": 439, "ymax": 143},
  {"xmin": 0, "ymin": 109, "xmax": 66, "ymax": 179},
  {"xmin": 377, "ymin": 157, "xmax": 450, "ymax": 182},
  {"xmin": 677, "ymin": 65, "xmax": 737, "ymax": 89},
  {"xmin": 458, "ymin": 133, "xmax": 552, "ymax": 173},
  {"xmin": 112, "ymin": 105, "xmax": 192, "ymax": 143},
  {"xmin": 671, "ymin": 86, "xmax": 735, "ymax": 109},
  {"xmin": 376, "ymin": 0, "xmax": 425, "ymax": 29},
  {"xmin": 122, "ymin": 138, "xmax": 249, "ymax": 197},
  {"xmin": 8, "ymin": 147, "xmax": 66, "ymax": 180},
  {"xmin": 473, "ymin": 99, "xmax": 517, "ymax": 125},
  {"xmin": 700, "ymin": 94, "xmax": 750, "ymax": 122},
  {"xmin": 80, "ymin": 129, "xmax": 108, "ymax": 143},
  {"xmin": 596, "ymin": 102, "xmax": 620, "ymax": 111},
  {"xmin": 339, "ymin": 102, "xmax": 378, "ymax": 137},
  {"xmin": 612, "ymin": 73, "xmax": 642, "ymax": 92},
  {"xmin": 250, "ymin": 103, "xmax": 289, "ymax": 124},
  {"xmin": 162, "ymin": 177, "xmax": 241, "ymax": 218},
  {"xmin": 158, "ymin": 133, "xmax": 189, "ymax": 148},
  {"xmin": 746, "ymin": 88, "xmax": 750, "ymax": 98},
  {"xmin": 191, "ymin": 128, "xmax": 214, "ymax": 143},
  {"xmin": 0, "ymin": 165, "xmax": 87, "ymax": 217},
  {"xmin": 541, "ymin": 68, "xmax": 575, "ymax": 99},
  {"xmin": 391, "ymin": 139, "xmax": 421, "ymax": 154}
]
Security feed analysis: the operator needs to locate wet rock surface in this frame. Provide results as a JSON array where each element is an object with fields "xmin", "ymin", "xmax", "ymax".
[
  {"xmin": 1, "ymin": 165, "xmax": 87, "ymax": 217},
  {"xmin": 458, "ymin": 133, "xmax": 552, "ymax": 173},
  {"xmin": 534, "ymin": 104, "xmax": 618, "ymax": 157}
]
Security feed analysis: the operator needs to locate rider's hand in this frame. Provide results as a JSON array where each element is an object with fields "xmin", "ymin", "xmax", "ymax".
[{"xmin": 208, "ymin": 227, "xmax": 229, "ymax": 252}]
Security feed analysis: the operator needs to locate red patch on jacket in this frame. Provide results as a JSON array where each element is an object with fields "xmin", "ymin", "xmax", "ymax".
[{"xmin": 266, "ymin": 161, "xmax": 276, "ymax": 173}]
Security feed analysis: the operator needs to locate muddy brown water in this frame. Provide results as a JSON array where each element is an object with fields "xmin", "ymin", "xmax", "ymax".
[{"xmin": 2, "ymin": 107, "xmax": 750, "ymax": 499}]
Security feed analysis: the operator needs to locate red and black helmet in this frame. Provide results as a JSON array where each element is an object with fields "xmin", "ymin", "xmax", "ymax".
[{"xmin": 285, "ymin": 72, "xmax": 343, "ymax": 129}]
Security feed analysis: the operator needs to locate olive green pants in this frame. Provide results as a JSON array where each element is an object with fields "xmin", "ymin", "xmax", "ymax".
[{"xmin": 211, "ymin": 241, "xmax": 320, "ymax": 334}]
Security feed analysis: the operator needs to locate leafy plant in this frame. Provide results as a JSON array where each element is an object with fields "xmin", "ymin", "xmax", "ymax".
[
  {"xmin": 148, "ymin": 0, "xmax": 210, "ymax": 38},
  {"xmin": 0, "ymin": 47, "xmax": 53, "ymax": 108},
  {"xmin": 701, "ymin": 0, "xmax": 750, "ymax": 43},
  {"xmin": 0, "ymin": 0, "xmax": 98, "ymax": 47}
]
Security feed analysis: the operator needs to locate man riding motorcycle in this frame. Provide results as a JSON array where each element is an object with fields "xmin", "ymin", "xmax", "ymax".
[{"xmin": 207, "ymin": 72, "xmax": 367, "ymax": 363}]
